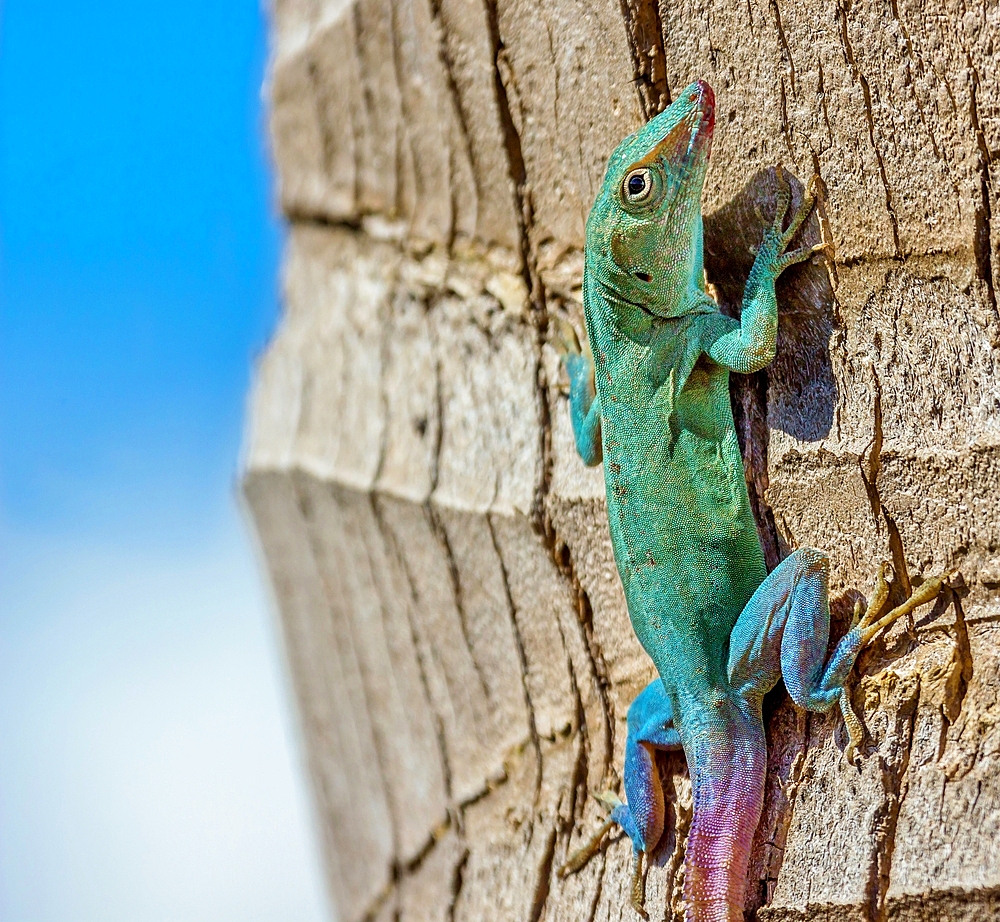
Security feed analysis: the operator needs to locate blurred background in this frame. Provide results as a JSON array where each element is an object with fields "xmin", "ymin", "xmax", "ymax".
[{"xmin": 0, "ymin": 2, "xmax": 330, "ymax": 920}]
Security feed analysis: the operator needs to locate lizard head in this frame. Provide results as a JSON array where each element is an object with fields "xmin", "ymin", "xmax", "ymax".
[{"xmin": 586, "ymin": 80, "xmax": 715, "ymax": 319}]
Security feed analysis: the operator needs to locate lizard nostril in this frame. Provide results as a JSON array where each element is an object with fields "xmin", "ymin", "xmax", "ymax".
[{"xmin": 634, "ymin": 271, "xmax": 652, "ymax": 283}]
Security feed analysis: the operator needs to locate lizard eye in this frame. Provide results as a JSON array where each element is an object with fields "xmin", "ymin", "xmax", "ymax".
[{"xmin": 622, "ymin": 168, "xmax": 653, "ymax": 202}]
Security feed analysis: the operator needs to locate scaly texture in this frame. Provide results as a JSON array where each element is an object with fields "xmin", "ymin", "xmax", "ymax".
[
  {"xmin": 558, "ymin": 81, "xmax": 945, "ymax": 922},
  {"xmin": 249, "ymin": 2, "xmax": 1000, "ymax": 921}
]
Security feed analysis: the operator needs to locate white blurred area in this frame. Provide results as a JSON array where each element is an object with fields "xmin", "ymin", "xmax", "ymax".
[{"xmin": 0, "ymin": 501, "xmax": 331, "ymax": 922}]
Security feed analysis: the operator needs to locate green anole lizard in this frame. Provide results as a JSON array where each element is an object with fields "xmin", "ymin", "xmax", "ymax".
[{"xmin": 555, "ymin": 80, "xmax": 947, "ymax": 922}]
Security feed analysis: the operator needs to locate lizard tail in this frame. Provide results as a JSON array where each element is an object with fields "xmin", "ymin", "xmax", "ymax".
[{"xmin": 683, "ymin": 716, "xmax": 767, "ymax": 922}]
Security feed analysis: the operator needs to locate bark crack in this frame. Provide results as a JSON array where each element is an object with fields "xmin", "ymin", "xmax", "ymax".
[
  {"xmin": 487, "ymin": 513, "xmax": 544, "ymax": 803},
  {"xmin": 870, "ymin": 679, "xmax": 920, "ymax": 922},
  {"xmin": 529, "ymin": 828, "xmax": 558, "ymax": 922},
  {"xmin": 969, "ymin": 58, "xmax": 999, "ymax": 324},
  {"xmin": 836, "ymin": 1, "xmax": 902, "ymax": 257},
  {"xmin": 447, "ymin": 846, "xmax": 470, "ymax": 922},
  {"xmin": 731, "ymin": 368, "xmax": 784, "ymax": 571},
  {"xmin": 427, "ymin": 0, "xmax": 479, "ymax": 250},
  {"xmin": 617, "ymin": 0, "xmax": 671, "ymax": 119},
  {"xmin": 387, "ymin": 0, "xmax": 426, "ymax": 235},
  {"xmin": 482, "ymin": 0, "xmax": 536, "ymax": 297},
  {"xmin": 371, "ymin": 494, "xmax": 456, "ymax": 802},
  {"xmin": 860, "ymin": 364, "xmax": 884, "ymax": 528},
  {"xmin": 429, "ymin": 505, "xmax": 493, "ymax": 705},
  {"xmin": 768, "ymin": 0, "xmax": 796, "ymax": 95}
]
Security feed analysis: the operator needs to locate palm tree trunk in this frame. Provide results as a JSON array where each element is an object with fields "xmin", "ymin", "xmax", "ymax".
[{"xmin": 244, "ymin": 1, "xmax": 1000, "ymax": 919}]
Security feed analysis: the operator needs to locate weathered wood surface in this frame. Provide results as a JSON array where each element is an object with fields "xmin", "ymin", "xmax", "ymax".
[{"xmin": 244, "ymin": 1, "xmax": 1000, "ymax": 918}]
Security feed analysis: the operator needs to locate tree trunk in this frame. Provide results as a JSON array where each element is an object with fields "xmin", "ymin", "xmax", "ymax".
[{"xmin": 242, "ymin": 1, "xmax": 1000, "ymax": 919}]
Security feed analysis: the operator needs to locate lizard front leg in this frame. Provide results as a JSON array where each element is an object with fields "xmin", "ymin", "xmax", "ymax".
[
  {"xmin": 553, "ymin": 317, "xmax": 603, "ymax": 466},
  {"xmin": 707, "ymin": 168, "xmax": 830, "ymax": 375}
]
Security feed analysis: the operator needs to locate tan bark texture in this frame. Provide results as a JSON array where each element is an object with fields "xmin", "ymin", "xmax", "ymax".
[{"xmin": 242, "ymin": 1, "xmax": 1000, "ymax": 919}]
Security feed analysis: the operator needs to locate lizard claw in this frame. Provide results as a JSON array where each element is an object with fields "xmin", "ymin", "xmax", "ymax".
[
  {"xmin": 840, "ymin": 689, "xmax": 865, "ymax": 766},
  {"xmin": 772, "ymin": 164, "xmax": 791, "ymax": 232},
  {"xmin": 840, "ymin": 564, "xmax": 955, "ymax": 765},
  {"xmin": 752, "ymin": 167, "xmax": 831, "ymax": 281},
  {"xmin": 774, "ymin": 239, "xmax": 832, "ymax": 273},
  {"xmin": 593, "ymin": 789, "xmax": 625, "ymax": 812},
  {"xmin": 551, "ymin": 315, "xmax": 582, "ymax": 358},
  {"xmin": 557, "ymin": 790, "xmax": 625, "ymax": 878},
  {"xmin": 858, "ymin": 568, "xmax": 952, "ymax": 645},
  {"xmin": 630, "ymin": 852, "xmax": 649, "ymax": 920}
]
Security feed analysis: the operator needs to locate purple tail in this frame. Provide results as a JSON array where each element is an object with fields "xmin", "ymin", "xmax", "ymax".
[{"xmin": 683, "ymin": 718, "xmax": 767, "ymax": 922}]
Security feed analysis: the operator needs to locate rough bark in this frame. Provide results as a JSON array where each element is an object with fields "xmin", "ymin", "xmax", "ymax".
[{"xmin": 244, "ymin": 1, "xmax": 1000, "ymax": 919}]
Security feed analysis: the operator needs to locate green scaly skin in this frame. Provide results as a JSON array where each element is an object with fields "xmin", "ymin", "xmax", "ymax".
[{"xmin": 557, "ymin": 81, "xmax": 946, "ymax": 922}]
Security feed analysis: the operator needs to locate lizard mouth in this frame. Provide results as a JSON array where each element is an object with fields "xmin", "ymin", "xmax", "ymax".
[
  {"xmin": 689, "ymin": 80, "xmax": 715, "ymax": 135},
  {"xmin": 640, "ymin": 80, "xmax": 715, "ymax": 172},
  {"xmin": 677, "ymin": 80, "xmax": 715, "ymax": 161}
]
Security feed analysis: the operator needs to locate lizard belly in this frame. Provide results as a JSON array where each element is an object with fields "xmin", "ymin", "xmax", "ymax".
[{"xmin": 600, "ymin": 393, "xmax": 766, "ymax": 683}]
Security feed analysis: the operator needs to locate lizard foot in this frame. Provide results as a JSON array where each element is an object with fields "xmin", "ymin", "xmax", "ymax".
[
  {"xmin": 840, "ymin": 562, "xmax": 953, "ymax": 763},
  {"xmin": 763, "ymin": 166, "xmax": 831, "ymax": 274},
  {"xmin": 550, "ymin": 314, "xmax": 582, "ymax": 358},
  {"xmin": 631, "ymin": 850, "xmax": 649, "ymax": 920},
  {"xmin": 558, "ymin": 791, "xmax": 623, "ymax": 877}
]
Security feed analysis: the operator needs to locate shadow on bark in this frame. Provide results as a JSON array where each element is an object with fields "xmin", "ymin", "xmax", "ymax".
[{"xmin": 704, "ymin": 166, "xmax": 837, "ymax": 571}]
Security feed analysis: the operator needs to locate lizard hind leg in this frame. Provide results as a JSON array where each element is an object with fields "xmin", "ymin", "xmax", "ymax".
[
  {"xmin": 558, "ymin": 679, "xmax": 680, "ymax": 916},
  {"xmin": 727, "ymin": 549, "xmax": 949, "ymax": 760}
]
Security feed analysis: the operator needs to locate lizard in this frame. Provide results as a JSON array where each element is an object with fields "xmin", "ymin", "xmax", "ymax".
[{"xmin": 554, "ymin": 79, "xmax": 948, "ymax": 922}]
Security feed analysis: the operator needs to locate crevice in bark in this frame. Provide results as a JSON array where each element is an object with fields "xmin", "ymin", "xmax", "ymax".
[
  {"xmin": 860, "ymin": 365, "xmax": 884, "ymax": 528},
  {"xmin": 532, "ymin": 334, "xmax": 556, "ymax": 540},
  {"xmin": 836, "ymin": 0, "xmax": 901, "ymax": 258},
  {"xmin": 529, "ymin": 827, "xmax": 558, "ymax": 922},
  {"xmin": 938, "ymin": 590, "xmax": 973, "ymax": 757},
  {"xmin": 969, "ymin": 58, "xmax": 998, "ymax": 324},
  {"xmin": 360, "ymin": 881, "xmax": 397, "ymax": 922},
  {"xmin": 400, "ymin": 816, "xmax": 452, "ymax": 876},
  {"xmin": 562, "ymin": 679, "xmax": 590, "ymax": 833},
  {"xmin": 487, "ymin": 513, "xmax": 544, "ymax": 803},
  {"xmin": 431, "ymin": 352, "xmax": 445, "ymax": 493},
  {"xmin": 870, "ymin": 680, "xmax": 920, "ymax": 922},
  {"xmin": 447, "ymin": 846, "xmax": 470, "ymax": 922},
  {"xmin": 482, "ymin": 0, "xmax": 536, "ymax": 301},
  {"xmin": 380, "ymin": 3, "xmax": 421, "ymax": 223},
  {"xmin": 371, "ymin": 494, "xmax": 456, "ymax": 802},
  {"xmin": 776, "ymin": 77, "xmax": 794, "ymax": 156},
  {"xmin": 347, "ymin": 5, "xmax": 366, "ymax": 219},
  {"xmin": 768, "ymin": 0, "xmax": 796, "ymax": 94},
  {"xmin": 426, "ymin": 0, "xmax": 479, "ymax": 252},
  {"xmin": 455, "ymin": 766, "xmax": 513, "ymax": 810},
  {"xmin": 618, "ymin": 0, "xmax": 671, "ymax": 119},
  {"xmin": 555, "ymin": 539, "xmax": 616, "ymax": 788},
  {"xmin": 730, "ymin": 369, "xmax": 783, "ymax": 571},
  {"xmin": 387, "ymin": 0, "xmax": 427, "ymax": 238},
  {"xmin": 285, "ymin": 207, "xmax": 364, "ymax": 231},
  {"xmin": 428, "ymin": 505, "xmax": 493, "ymax": 704}
]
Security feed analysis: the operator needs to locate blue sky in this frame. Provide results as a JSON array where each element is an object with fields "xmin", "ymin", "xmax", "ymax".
[{"xmin": 0, "ymin": 2, "xmax": 330, "ymax": 920}]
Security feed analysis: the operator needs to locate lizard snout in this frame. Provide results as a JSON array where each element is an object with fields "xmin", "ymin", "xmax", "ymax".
[{"xmin": 689, "ymin": 79, "xmax": 715, "ymax": 133}]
